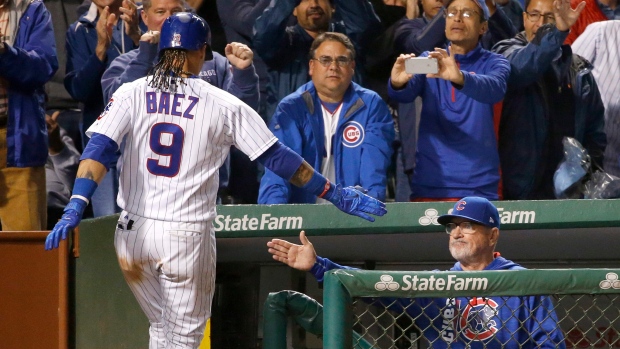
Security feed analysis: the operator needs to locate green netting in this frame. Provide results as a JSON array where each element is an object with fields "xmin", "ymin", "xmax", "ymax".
[{"xmin": 324, "ymin": 269, "xmax": 620, "ymax": 348}]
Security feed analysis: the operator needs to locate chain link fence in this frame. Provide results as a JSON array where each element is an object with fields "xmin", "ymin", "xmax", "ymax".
[{"xmin": 323, "ymin": 269, "xmax": 620, "ymax": 348}]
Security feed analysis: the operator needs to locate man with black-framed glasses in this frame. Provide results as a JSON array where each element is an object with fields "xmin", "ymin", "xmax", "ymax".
[
  {"xmin": 259, "ymin": 32, "xmax": 395, "ymax": 204},
  {"xmin": 492, "ymin": 0, "xmax": 606, "ymax": 200}
]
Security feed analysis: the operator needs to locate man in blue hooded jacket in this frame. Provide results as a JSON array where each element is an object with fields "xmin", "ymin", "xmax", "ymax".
[
  {"xmin": 258, "ymin": 32, "xmax": 394, "ymax": 203},
  {"xmin": 0, "ymin": 0, "xmax": 58, "ymax": 230},
  {"xmin": 267, "ymin": 196, "xmax": 566, "ymax": 348}
]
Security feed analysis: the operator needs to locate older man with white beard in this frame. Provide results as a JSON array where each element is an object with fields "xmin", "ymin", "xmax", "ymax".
[{"xmin": 267, "ymin": 196, "xmax": 567, "ymax": 348}]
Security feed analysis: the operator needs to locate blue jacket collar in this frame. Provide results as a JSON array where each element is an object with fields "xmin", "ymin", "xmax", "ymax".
[
  {"xmin": 299, "ymin": 81, "xmax": 365, "ymax": 120},
  {"xmin": 450, "ymin": 43, "xmax": 485, "ymax": 64}
]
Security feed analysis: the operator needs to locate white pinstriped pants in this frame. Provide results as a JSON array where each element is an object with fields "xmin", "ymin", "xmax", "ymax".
[{"xmin": 114, "ymin": 211, "xmax": 216, "ymax": 349}]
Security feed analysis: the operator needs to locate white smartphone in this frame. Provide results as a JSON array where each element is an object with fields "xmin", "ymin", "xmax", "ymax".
[{"xmin": 405, "ymin": 57, "xmax": 439, "ymax": 74}]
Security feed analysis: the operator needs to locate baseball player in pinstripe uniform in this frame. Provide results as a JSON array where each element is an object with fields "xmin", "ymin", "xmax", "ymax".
[
  {"xmin": 572, "ymin": 21, "xmax": 620, "ymax": 178},
  {"xmin": 45, "ymin": 12, "xmax": 386, "ymax": 348}
]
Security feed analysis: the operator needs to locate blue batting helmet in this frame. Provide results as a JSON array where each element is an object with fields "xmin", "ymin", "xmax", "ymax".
[{"xmin": 159, "ymin": 12, "xmax": 212, "ymax": 58}]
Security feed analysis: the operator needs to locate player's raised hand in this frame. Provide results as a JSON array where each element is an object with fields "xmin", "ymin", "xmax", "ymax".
[
  {"xmin": 225, "ymin": 42, "xmax": 253, "ymax": 70},
  {"xmin": 325, "ymin": 185, "xmax": 387, "ymax": 222},
  {"xmin": 267, "ymin": 231, "xmax": 317, "ymax": 271},
  {"xmin": 45, "ymin": 199, "xmax": 87, "ymax": 250},
  {"xmin": 390, "ymin": 53, "xmax": 415, "ymax": 89}
]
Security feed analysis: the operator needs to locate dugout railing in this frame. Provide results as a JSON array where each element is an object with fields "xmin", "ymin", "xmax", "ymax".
[
  {"xmin": 322, "ymin": 269, "xmax": 620, "ymax": 348},
  {"xmin": 70, "ymin": 199, "xmax": 620, "ymax": 348}
]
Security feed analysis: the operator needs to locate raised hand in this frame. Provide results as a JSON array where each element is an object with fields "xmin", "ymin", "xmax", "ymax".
[
  {"xmin": 390, "ymin": 53, "xmax": 416, "ymax": 89},
  {"xmin": 267, "ymin": 231, "xmax": 317, "ymax": 271},
  {"xmin": 325, "ymin": 185, "xmax": 387, "ymax": 222},
  {"xmin": 46, "ymin": 110, "xmax": 64, "ymax": 155},
  {"xmin": 95, "ymin": 6, "xmax": 116, "ymax": 61},
  {"xmin": 553, "ymin": 0, "xmax": 585, "ymax": 32},
  {"xmin": 120, "ymin": 0, "xmax": 140, "ymax": 45},
  {"xmin": 224, "ymin": 42, "xmax": 253, "ymax": 70},
  {"xmin": 427, "ymin": 46, "xmax": 464, "ymax": 85},
  {"xmin": 140, "ymin": 30, "xmax": 160, "ymax": 45}
]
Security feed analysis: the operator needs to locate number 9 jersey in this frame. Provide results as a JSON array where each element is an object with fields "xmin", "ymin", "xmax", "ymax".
[{"xmin": 87, "ymin": 76, "xmax": 277, "ymax": 222}]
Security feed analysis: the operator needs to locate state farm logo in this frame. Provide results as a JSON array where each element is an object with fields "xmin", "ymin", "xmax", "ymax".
[
  {"xmin": 375, "ymin": 275, "xmax": 399, "ymax": 291},
  {"xmin": 600, "ymin": 273, "xmax": 620, "ymax": 290},
  {"xmin": 419, "ymin": 208, "xmax": 440, "ymax": 226},
  {"xmin": 342, "ymin": 121, "xmax": 364, "ymax": 148}
]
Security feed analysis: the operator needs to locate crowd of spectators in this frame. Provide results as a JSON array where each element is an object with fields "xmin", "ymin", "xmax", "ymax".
[{"xmin": 0, "ymin": 0, "xmax": 618, "ymax": 230}]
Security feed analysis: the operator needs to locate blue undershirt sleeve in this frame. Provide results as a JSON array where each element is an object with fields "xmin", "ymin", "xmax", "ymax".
[
  {"xmin": 256, "ymin": 141, "xmax": 304, "ymax": 181},
  {"xmin": 80, "ymin": 133, "xmax": 120, "ymax": 170}
]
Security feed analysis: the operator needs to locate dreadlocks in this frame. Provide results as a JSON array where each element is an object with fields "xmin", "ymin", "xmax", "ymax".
[{"xmin": 148, "ymin": 49, "xmax": 189, "ymax": 93}]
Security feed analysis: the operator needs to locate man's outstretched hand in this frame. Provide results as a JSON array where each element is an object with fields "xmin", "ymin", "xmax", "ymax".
[
  {"xmin": 267, "ymin": 231, "xmax": 317, "ymax": 271},
  {"xmin": 325, "ymin": 185, "xmax": 387, "ymax": 222}
]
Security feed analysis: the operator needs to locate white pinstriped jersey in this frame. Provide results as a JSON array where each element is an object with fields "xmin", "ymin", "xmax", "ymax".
[
  {"xmin": 572, "ymin": 21, "xmax": 620, "ymax": 176},
  {"xmin": 87, "ymin": 77, "xmax": 277, "ymax": 222}
]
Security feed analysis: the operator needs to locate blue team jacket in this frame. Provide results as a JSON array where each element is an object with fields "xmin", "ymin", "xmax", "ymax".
[
  {"xmin": 258, "ymin": 81, "xmax": 395, "ymax": 203},
  {"xmin": 1, "ymin": 0, "xmax": 58, "ymax": 167},
  {"xmin": 311, "ymin": 256, "xmax": 566, "ymax": 348},
  {"xmin": 388, "ymin": 44, "xmax": 510, "ymax": 200},
  {"xmin": 101, "ymin": 41, "xmax": 259, "ymax": 109}
]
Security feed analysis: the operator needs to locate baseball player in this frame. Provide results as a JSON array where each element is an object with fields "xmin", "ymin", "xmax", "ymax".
[{"xmin": 44, "ymin": 12, "xmax": 386, "ymax": 349}]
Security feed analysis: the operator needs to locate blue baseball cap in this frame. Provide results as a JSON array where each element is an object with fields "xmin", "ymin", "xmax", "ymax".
[
  {"xmin": 474, "ymin": 0, "xmax": 490, "ymax": 21},
  {"xmin": 437, "ymin": 196, "xmax": 500, "ymax": 229},
  {"xmin": 446, "ymin": 0, "xmax": 490, "ymax": 20}
]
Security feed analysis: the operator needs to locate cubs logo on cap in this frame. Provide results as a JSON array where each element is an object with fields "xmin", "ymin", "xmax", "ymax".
[
  {"xmin": 172, "ymin": 34, "xmax": 182, "ymax": 47},
  {"xmin": 342, "ymin": 121, "xmax": 365, "ymax": 148},
  {"xmin": 437, "ymin": 196, "xmax": 500, "ymax": 229}
]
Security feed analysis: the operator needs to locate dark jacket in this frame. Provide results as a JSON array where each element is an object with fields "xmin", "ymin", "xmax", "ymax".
[
  {"xmin": 492, "ymin": 27, "xmax": 606, "ymax": 199},
  {"xmin": 1, "ymin": 0, "xmax": 59, "ymax": 167}
]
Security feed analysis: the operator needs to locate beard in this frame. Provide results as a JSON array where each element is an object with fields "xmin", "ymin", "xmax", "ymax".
[
  {"xmin": 449, "ymin": 240, "xmax": 475, "ymax": 264},
  {"xmin": 303, "ymin": 8, "xmax": 330, "ymax": 32}
]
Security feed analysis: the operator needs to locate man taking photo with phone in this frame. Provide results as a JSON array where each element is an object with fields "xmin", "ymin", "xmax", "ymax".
[{"xmin": 388, "ymin": 0, "xmax": 510, "ymax": 202}]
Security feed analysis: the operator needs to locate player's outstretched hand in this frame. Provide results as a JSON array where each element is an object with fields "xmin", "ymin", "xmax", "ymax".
[
  {"xmin": 267, "ymin": 231, "xmax": 317, "ymax": 271},
  {"xmin": 325, "ymin": 184, "xmax": 387, "ymax": 222},
  {"xmin": 45, "ymin": 200, "xmax": 86, "ymax": 250}
]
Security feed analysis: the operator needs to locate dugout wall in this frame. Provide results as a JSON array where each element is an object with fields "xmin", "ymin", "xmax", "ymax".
[{"xmin": 70, "ymin": 199, "xmax": 620, "ymax": 348}]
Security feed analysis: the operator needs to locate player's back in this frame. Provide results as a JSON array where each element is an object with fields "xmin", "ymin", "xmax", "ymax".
[{"xmin": 89, "ymin": 77, "xmax": 275, "ymax": 222}]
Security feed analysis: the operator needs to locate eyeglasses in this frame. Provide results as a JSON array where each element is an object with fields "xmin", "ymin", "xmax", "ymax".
[
  {"xmin": 313, "ymin": 55, "xmax": 352, "ymax": 67},
  {"xmin": 445, "ymin": 221, "xmax": 477, "ymax": 235},
  {"xmin": 525, "ymin": 11, "xmax": 555, "ymax": 23},
  {"xmin": 445, "ymin": 8, "xmax": 480, "ymax": 19}
]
